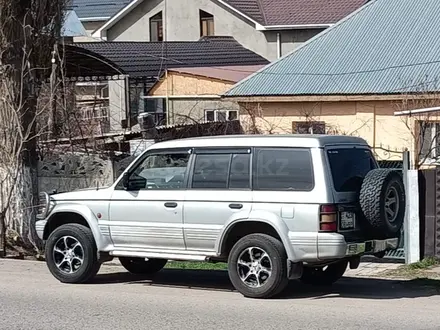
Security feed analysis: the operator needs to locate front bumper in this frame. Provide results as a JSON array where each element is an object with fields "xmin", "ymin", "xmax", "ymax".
[{"xmin": 35, "ymin": 220, "xmax": 47, "ymax": 240}]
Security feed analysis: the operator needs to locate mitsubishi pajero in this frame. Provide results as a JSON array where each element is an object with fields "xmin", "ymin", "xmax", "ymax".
[{"xmin": 35, "ymin": 135, "xmax": 405, "ymax": 299}]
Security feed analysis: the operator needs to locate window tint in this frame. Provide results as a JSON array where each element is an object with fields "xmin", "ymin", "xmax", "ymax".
[
  {"xmin": 192, "ymin": 154, "xmax": 230, "ymax": 189},
  {"xmin": 327, "ymin": 148, "xmax": 377, "ymax": 192},
  {"xmin": 254, "ymin": 148, "xmax": 314, "ymax": 191},
  {"xmin": 132, "ymin": 152, "xmax": 189, "ymax": 190},
  {"xmin": 229, "ymin": 154, "xmax": 251, "ymax": 189}
]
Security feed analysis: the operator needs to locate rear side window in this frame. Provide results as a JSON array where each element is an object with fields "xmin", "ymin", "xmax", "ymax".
[
  {"xmin": 327, "ymin": 148, "xmax": 377, "ymax": 192},
  {"xmin": 192, "ymin": 154, "xmax": 230, "ymax": 189},
  {"xmin": 191, "ymin": 152, "xmax": 251, "ymax": 189},
  {"xmin": 254, "ymin": 148, "xmax": 314, "ymax": 191}
]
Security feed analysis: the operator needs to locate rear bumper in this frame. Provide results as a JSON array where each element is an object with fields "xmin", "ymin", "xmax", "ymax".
[{"xmin": 317, "ymin": 233, "xmax": 399, "ymax": 260}]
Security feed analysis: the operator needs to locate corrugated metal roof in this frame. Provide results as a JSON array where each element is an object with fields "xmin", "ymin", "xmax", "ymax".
[
  {"xmin": 169, "ymin": 65, "xmax": 266, "ymax": 83},
  {"xmin": 70, "ymin": 0, "xmax": 130, "ymax": 20},
  {"xmin": 224, "ymin": 0, "xmax": 440, "ymax": 97}
]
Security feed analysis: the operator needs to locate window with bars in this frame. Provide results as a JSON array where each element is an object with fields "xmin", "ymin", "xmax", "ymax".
[
  {"xmin": 292, "ymin": 121, "xmax": 326, "ymax": 134},
  {"xmin": 80, "ymin": 106, "xmax": 109, "ymax": 120}
]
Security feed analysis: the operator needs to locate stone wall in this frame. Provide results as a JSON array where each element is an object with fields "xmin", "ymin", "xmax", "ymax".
[{"xmin": 38, "ymin": 153, "xmax": 126, "ymax": 193}]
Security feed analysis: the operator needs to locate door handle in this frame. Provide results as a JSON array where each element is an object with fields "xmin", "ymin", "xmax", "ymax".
[
  {"xmin": 164, "ymin": 202, "xmax": 178, "ymax": 208},
  {"xmin": 229, "ymin": 203, "xmax": 243, "ymax": 210}
]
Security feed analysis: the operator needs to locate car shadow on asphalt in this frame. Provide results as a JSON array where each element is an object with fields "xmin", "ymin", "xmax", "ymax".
[{"xmin": 90, "ymin": 268, "xmax": 440, "ymax": 300}]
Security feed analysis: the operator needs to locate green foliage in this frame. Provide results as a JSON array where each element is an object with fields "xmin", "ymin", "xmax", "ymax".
[{"xmin": 407, "ymin": 257, "xmax": 440, "ymax": 270}]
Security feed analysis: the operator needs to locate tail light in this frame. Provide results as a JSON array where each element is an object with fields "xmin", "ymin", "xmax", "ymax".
[{"xmin": 319, "ymin": 204, "xmax": 338, "ymax": 232}]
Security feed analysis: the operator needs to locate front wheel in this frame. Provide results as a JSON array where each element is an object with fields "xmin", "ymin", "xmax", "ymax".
[
  {"xmin": 119, "ymin": 257, "xmax": 168, "ymax": 274},
  {"xmin": 300, "ymin": 260, "xmax": 348, "ymax": 286},
  {"xmin": 228, "ymin": 233, "xmax": 289, "ymax": 299},
  {"xmin": 45, "ymin": 224, "xmax": 101, "ymax": 284}
]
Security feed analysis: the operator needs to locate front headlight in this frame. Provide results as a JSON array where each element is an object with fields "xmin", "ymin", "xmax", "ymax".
[{"xmin": 36, "ymin": 192, "xmax": 50, "ymax": 220}]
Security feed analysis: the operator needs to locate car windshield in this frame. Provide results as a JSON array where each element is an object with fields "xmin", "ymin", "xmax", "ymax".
[{"xmin": 327, "ymin": 148, "xmax": 377, "ymax": 192}]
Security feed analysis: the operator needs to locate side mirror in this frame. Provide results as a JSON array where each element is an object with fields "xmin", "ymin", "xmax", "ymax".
[{"xmin": 123, "ymin": 172, "xmax": 147, "ymax": 191}]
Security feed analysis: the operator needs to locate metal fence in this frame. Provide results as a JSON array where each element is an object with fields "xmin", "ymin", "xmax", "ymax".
[{"xmin": 378, "ymin": 159, "xmax": 406, "ymax": 260}]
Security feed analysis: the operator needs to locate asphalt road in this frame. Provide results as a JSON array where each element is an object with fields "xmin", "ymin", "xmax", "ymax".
[{"xmin": 1, "ymin": 259, "xmax": 440, "ymax": 330}]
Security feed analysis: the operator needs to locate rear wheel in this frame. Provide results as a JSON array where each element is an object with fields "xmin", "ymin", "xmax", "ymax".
[
  {"xmin": 300, "ymin": 260, "xmax": 348, "ymax": 286},
  {"xmin": 119, "ymin": 257, "xmax": 168, "ymax": 274},
  {"xmin": 228, "ymin": 233, "xmax": 289, "ymax": 299}
]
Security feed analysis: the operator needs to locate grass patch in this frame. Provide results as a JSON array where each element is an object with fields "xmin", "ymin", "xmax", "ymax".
[
  {"xmin": 165, "ymin": 261, "xmax": 228, "ymax": 271},
  {"xmin": 407, "ymin": 257, "xmax": 439, "ymax": 270},
  {"xmin": 380, "ymin": 257, "xmax": 440, "ymax": 279}
]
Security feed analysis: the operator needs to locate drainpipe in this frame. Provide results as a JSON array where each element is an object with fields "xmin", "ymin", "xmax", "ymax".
[
  {"xmin": 124, "ymin": 75, "xmax": 131, "ymax": 129},
  {"xmin": 277, "ymin": 32, "xmax": 282, "ymax": 59},
  {"xmin": 165, "ymin": 69, "xmax": 170, "ymax": 125},
  {"xmin": 164, "ymin": 0, "xmax": 167, "ymax": 41}
]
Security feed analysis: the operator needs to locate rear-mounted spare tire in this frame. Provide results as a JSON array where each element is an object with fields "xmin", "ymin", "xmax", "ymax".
[{"xmin": 359, "ymin": 169, "xmax": 406, "ymax": 238}]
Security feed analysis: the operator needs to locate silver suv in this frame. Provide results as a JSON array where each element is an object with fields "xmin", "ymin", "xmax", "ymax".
[{"xmin": 35, "ymin": 135, "xmax": 405, "ymax": 299}]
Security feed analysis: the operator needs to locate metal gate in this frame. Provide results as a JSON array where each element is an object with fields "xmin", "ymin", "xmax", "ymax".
[
  {"xmin": 419, "ymin": 167, "xmax": 440, "ymax": 259},
  {"xmin": 373, "ymin": 147, "xmax": 407, "ymax": 260}
]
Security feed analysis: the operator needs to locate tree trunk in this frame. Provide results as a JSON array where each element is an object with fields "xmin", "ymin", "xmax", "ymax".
[
  {"xmin": 4, "ymin": 165, "xmax": 40, "ymax": 251},
  {"xmin": 0, "ymin": 212, "xmax": 6, "ymax": 257},
  {"xmin": 0, "ymin": 1, "xmax": 40, "ymax": 253}
]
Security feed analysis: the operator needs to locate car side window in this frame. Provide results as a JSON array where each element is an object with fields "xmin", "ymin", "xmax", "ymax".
[
  {"xmin": 192, "ymin": 154, "xmax": 230, "ymax": 189},
  {"xmin": 229, "ymin": 154, "xmax": 251, "ymax": 189},
  {"xmin": 254, "ymin": 148, "xmax": 314, "ymax": 191},
  {"xmin": 131, "ymin": 152, "xmax": 190, "ymax": 190},
  {"xmin": 191, "ymin": 152, "xmax": 251, "ymax": 189}
]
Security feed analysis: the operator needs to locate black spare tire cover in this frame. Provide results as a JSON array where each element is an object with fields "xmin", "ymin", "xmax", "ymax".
[{"xmin": 359, "ymin": 169, "xmax": 406, "ymax": 237}]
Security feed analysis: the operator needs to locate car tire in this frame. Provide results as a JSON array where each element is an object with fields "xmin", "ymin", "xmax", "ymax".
[
  {"xmin": 119, "ymin": 257, "xmax": 168, "ymax": 274},
  {"xmin": 45, "ymin": 223, "xmax": 101, "ymax": 284},
  {"xmin": 300, "ymin": 260, "xmax": 348, "ymax": 286},
  {"xmin": 359, "ymin": 169, "xmax": 406, "ymax": 237},
  {"xmin": 228, "ymin": 233, "xmax": 289, "ymax": 299}
]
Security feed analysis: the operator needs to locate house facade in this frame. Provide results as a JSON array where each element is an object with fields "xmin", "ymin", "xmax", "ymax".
[
  {"xmin": 86, "ymin": 0, "xmax": 366, "ymax": 61},
  {"xmin": 66, "ymin": 0, "xmax": 367, "ymax": 141},
  {"xmin": 72, "ymin": 37, "xmax": 269, "ymax": 135},
  {"xmin": 224, "ymin": 96, "xmax": 414, "ymax": 162},
  {"xmin": 71, "ymin": 0, "xmax": 130, "ymax": 42},
  {"xmin": 147, "ymin": 65, "xmax": 264, "ymax": 125},
  {"xmin": 223, "ymin": 0, "xmax": 440, "ymax": 167}
]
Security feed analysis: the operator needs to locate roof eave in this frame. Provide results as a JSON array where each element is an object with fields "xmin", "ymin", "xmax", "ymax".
[
  {"xmin": 221, "ymin": 93, "xmax": 440, "ymax": 103},
  {"xmin": 79, "ymin": 16, "xmax": 111, "ymax": 22},
  {"xmin": 91, "ymin": 0, "xmax": 144, "ymax": 39},
  {"xmin": 256, "ymin": 23, "xmax": 334, "ymax": 31},
  {"xmin": 216, "ymin": 0, "xmax": 261, "ymax": 26}
]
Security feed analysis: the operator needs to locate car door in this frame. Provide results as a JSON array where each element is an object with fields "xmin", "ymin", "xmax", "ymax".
[
  {"xmin": 183, "ymin": 148, "xmax": 253, "ymax": 252},
  {"xmin": 109, "ymin": 147, "xmax": 191, "ymax": 251}
]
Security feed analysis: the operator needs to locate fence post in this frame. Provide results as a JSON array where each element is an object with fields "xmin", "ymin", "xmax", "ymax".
[{"xmin": 403, "ymin": 150, "xmax": 420, "ymax": 264}]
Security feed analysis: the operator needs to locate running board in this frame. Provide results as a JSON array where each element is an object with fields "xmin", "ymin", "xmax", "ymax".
[{"xmin": 111, "ymin": 250, "xmax": 210, "ymax": 261}]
